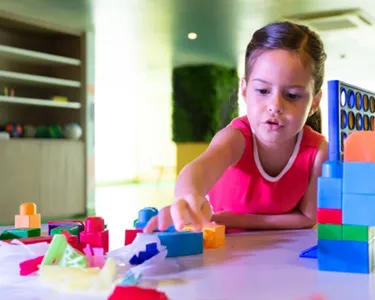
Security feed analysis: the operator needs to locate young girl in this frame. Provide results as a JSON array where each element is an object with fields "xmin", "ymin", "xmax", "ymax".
[{"xmin": 144, "ymin": 21, "xmax": 328, "ymax": 233}]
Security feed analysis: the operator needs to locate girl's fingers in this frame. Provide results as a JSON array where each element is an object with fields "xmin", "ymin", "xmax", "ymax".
[{"xmin": 143, "ymin": 215, "xmax": 158, "ymax": 233}]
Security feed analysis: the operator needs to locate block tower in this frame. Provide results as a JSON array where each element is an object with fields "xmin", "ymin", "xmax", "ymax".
[{"xmin": 317, "ymin": 130, "xmax": 375, "ymax": 273}]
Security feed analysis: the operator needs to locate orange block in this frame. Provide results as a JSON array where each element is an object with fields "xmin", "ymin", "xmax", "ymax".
[
  {"xmin": 344, "ymin": 130, "xmax": 375, "ymax": 162},
  {"xmin": 15, "ymin": 203, "xmax": 41, "ymax": 229},
  {"xmin": 183, "ymin": 223, "xmax": 225, "ymax": 249}
]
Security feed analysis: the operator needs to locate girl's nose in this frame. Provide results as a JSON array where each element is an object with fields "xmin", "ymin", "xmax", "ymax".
[{"xmin": 268, "ymin": 95, "xmax": 283, "ymax": 114}]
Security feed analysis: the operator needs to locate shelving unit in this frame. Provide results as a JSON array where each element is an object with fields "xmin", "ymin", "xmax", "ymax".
[{"xmin": 0, "ymin": 13, "xmax": 94, "ymax": 224}]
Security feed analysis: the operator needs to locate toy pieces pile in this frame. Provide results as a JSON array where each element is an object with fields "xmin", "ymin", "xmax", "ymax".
[{"xmin": 125, "ymin": 207, "xmax": 226, "ymax": 257}]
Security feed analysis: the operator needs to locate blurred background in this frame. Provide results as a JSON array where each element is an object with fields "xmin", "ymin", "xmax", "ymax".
[{"xmin": 0, "ymin": 0, "xmax": 374, "ymax": 241}]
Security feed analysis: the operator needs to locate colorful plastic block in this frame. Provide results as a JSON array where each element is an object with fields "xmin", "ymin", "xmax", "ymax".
[
  {"xmin": 317, "ymin": 208, "xmax": 342, "ymax": 225},
  {"xmin": 15, "ymin": 203, "xmax": 41, "ymax": 229},
  {"xmin": 344, "ymin": 130, "xmax": 375, "ymax": 162},
  {"xmin": 321, "ymin": 160, "xmax": 343, "ymax": 178},
  {"xmin": 125, "ymin": 229, "xmax": 159, "ymax": 245},
  {"xmin": 153, "ymin": 231, "xmax": 203, "ymax": 257},
  {"xmin": 79, "ymin": 216, "xmax": 109, "ymax": 253},
  {"xmin": 183, "ymin": 224, "xmax": 225, "ymax": 249},
  {"xmin": 317, "ymin": 224, "xmax": 342, "ymax": 240},
  {"xmin": 0, "ymin": 227, "xmax": 41, "ymax": 240},
  {"xmin": 108, "ymin": 286, "xmax": 169, "ymax": 300},
  {"xmin": 135, "ymin": 207, "xmax": 158, "ymax": 229},
  {"xmin": 318, "ymin": 239, "xmax": 375, "ymax": 274},
  {"xmin": 50, "ymin": 226, "xmax": 79, "ymax": 237},
  {"xmin": 342, "ymin": 225, "xmax": 375, "ymax": 242},
  {"xmin": 342, "ymin": 162, "xmax": 375, "ymax": 195},
  {"xmin": 343, "ymin": 193, "xmax": 375, "ymax": 226},
  {"xmin": 317, "ymin": 177, "xmax": 342, "ymax": 209},
  {"xmin": 48, "ymin": 220, "xmax": 84, "ymax": 236}
]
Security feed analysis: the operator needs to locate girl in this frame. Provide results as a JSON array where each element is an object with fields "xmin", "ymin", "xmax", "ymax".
[{"xmin": 144, "ymin": 21, "xmax": 328, "ymax": 233}]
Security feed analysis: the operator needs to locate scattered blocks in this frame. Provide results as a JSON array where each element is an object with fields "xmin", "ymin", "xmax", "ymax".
[
  {"xmin": 47, "ymin": 220, "xmax": 84, "ymax": 236},
  {"xmin": 80, "ymin": 216, "xmax": 109, "ymax": 253},
  {"xmin": 0, "ymin": 227, "xmax": 41, "ymax": 240},
  {"xmin": 15, "ymin": 203, "xmax": 41, "ymax": 229},
  {"xmin": 183, "ymin": 224, "xmax": 225, "ymax": 249},
  {"xmin": 154, "ymin": 231, "xmax": 203, "ymax": 257},
  {"xmin": 50, "ymin": 225, "xmax": 79, "ymax": 237}
]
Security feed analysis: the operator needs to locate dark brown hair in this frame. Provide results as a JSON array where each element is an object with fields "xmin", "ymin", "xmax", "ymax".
[{"xmin": 244, "ymin": 21, "xmax": 327, "ymax": 133}]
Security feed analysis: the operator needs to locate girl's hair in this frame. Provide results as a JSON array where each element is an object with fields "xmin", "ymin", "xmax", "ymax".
[{"xmin": 244, "ymin": 21, "xmax": 327, "ymax": 133}]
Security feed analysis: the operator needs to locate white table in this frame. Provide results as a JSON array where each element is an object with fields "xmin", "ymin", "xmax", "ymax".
[{"xmin": 1, "ymin": 229, "xmax": 374, "ymax": 300}]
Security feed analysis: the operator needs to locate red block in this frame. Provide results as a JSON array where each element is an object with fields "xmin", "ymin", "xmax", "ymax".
[
  {"xmin": 125, "ymin": 229, "xmax": 160, "ymax": 245},
  {"xmin": 107, "ymin": 286, "xmax": 169, "ymax": 300},
  {"xmin": 19, "ymin": 255, "xmax": 44, "ymax": 276},
  {"xmin": 80, "ymin": 216, "xmax": 109, "ymax": 253},
  {"xmin": 317, "ymin": 208, "xmax": 342, "ymax": 224}
]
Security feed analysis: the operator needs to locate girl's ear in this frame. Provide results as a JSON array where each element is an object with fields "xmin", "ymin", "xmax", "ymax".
[
  {"xmin": 310, "ymin": 90, "xmax": 322, "ymax": 116},
  {"xmin": 240, "ymin": 77, "xmax": 247, "ymax": 101}
]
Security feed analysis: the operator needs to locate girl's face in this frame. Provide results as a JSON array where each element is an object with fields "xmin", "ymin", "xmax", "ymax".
[{"xmin": 240, "ymin": 49, "xmax": 322, "ymax": 146}]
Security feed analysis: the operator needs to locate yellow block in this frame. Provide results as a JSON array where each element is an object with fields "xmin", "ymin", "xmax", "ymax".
[
  {"xmin": 183, "ymin": 223, "xmax": 225, "ymax": 249},
  {"xmin": 176, "ymin": 143, "xmax": 209, "ymax": 175}
]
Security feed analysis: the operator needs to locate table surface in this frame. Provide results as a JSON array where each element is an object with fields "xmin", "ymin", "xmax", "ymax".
[{"xmin": 1, "ymin": 228, "xmax": 374, "ymax": 300}]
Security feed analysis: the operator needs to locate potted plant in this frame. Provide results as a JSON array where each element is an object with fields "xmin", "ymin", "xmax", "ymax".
[{"xmin": 172, "ymin": 64, "xmax": 239, "ymax": 175}]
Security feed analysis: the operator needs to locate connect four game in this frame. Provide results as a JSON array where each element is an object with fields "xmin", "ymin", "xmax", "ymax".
[{"xmin": 328, "ymin": 80, "xmax": 375, "ymax": 161}]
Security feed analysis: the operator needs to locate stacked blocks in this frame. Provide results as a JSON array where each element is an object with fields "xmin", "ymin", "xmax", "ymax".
[
  {"xmin": 79, "ymin": 216, "xmax": 109, "ymax": 254},
  {"xmin": 15, "ymin": 203, "xmax": 41, "ymax": 229},
  {"xmin": 317, "ymin": 131, "xmax": 375, "ymax": 274}
]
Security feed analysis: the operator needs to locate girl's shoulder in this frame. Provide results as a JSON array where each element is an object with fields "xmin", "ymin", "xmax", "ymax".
[
  {"xmin": 301, "ymin": 125, "xmax": 326, "ymax": 149},
  {"xmin": 228, "ymin": 115, "xmax": 252, "ymax": 138}
]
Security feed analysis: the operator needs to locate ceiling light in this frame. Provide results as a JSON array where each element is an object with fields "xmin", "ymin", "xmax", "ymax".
[{"xmin": 188, "ymin": 32, "xmax": 197, "ymax": 40}]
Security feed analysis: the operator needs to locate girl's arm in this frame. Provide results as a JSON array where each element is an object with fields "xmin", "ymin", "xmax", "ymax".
[
  {"xmin": 174, "ymin": 126, "xmax": 245, "ymax": 202},
  {"xmin": 211, "ymin": 139, "xmax": 329, "ymax": 230}
]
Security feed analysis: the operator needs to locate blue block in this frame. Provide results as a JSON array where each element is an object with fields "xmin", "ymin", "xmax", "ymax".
[
  {"xmin": 318, "ymin": 239, "xmax": 373, "ymax": 273},
  {"xmin": 317, "ymin": 177, "xmax": 342, "ymax": 209},
  {"xmin": 321, "ymin": 160, "xmax": 343, "ymax": 178},
  {"xmin": 154, "ymin": 231, "xmax": 203, "ymax": 257},
  {"xmin": 343, "ymin": 193, "xmax": 375, "ymax": 226},
  {"xmin": 343, "ymin": 162, "xmax": 375, "ymax": 195},
  {"xmin": 135, "ymin": 207, "xmax": 158, "ymax": 229}
]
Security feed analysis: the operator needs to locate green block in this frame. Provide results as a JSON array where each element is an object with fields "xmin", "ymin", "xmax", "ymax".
[
  {"xmin": 317, "ymin": 224, "xmax": 342, "ymax": 240},
  {"xmin": 51, "ymin": 226, "xmax": 79, "ymax": 236},
  {"xmin": 0, "ymin": 227, "xmax": 41, "ymax": 240},
  {"xmin": 342, "ymin": 225, "xmax": 375, "ymax": 242}
]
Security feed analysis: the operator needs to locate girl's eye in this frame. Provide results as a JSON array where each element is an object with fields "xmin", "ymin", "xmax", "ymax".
[
  {"xmin": 287, "ymin": 93, "xmax": 300, "ymax": 100},
  {"xmin": 256, "ymin": 89, "xmax": 269, "ymax": 95}
]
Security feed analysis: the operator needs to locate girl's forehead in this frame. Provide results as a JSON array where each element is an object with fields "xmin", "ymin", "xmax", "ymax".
[{"xmin": 249, "ymin": 49, "xmax": 313, "ymax": 86}]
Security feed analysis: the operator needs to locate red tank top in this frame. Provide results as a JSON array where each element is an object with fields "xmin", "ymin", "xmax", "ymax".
[{"xmin": 207, "ymin": 115, "xmax": 325, "ymax": 214}]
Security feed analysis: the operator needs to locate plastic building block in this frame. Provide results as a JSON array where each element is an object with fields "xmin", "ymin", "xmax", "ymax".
[
  {"xmin": 15, "ymin": 203, "xmax": 41, "ymax": 229},
  {"xmin": 19, "ymin": 255, "xmax": 44, "ymax": 276},
  {"xmin": 318, "ymin": 239, "xmax": 375, "ymax": 273},
  {"xmin": 342, "ymin": 225, "xmax": 375, "ymax": 242},
  {"xmin": 0, "ymin": 227, "xmax": 41, "ymax": 240},
  {"xmin": 317, "ymin": 177, "xmax": 342, "ymax": 209},
  {"xmin": 343, "ymin": 193, "xmax": 375, "ymax": 226},
  {"xmin": 342, "ymin": 162, "xmax": 375, "ymax": 195},
  {"xmin": 135, "ymin": 207, "xmax": 158, "ymax": 229},
  {"xmin": 129, "ymin": 242, "xmax": 159, "ymax": 265},
  {"xmin": 47, "ymin": 220, "xmax": 84, "ymax": 236},
  {"xmin": 321, "ymin": 160, "xmax": 343, "ymax": 178},
  {"xmin": 317, "ymin": 224, "xmax": 342, "ymax": 240},
  {"xmin": 317, "ymin": 208, "xmax": 342, "ymax": 224},
  {"xmin": 300, "ymin": 245, "xmax": 317, "ymax": 258},
  {"xmin": 154, "ymin": 231, "xmax": 203, "ymax": 257},
  {"xmin": 183, "ymin": 223, "xmax": 225, "ymax": 249},
  {"xmin": 108, "ymin": 286, "xmax": 169, "ymax": 300},
  {"xmin": 344, "ymin": 130, "xmax": 375, "ymax": 162},
  {"xmin": 50, "ymin": 226, "xmax": 79, "ymax": 237},
  {"xmin": 79, "ymin": 216, "xmax": 109, "ymax": 253},
  {"xmin": 125, "ymin": 229, "xmax": 159, "ymax": 245}
]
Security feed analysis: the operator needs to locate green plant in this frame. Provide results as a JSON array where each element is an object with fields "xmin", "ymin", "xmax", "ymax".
[{"xmin": 172, "ymin": 64, "xmax": 239, "ymax": 143}]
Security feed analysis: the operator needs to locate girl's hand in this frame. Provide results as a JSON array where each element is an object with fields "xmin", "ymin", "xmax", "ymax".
[{"xmin": 143, "ymin": 194, "xmax": 213, "ymax": 233}]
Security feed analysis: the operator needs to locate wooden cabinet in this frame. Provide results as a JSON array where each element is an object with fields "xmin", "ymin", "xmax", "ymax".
[{"xmin": 0, "ymin": 13, "xmax": 94, "ymax": 224}]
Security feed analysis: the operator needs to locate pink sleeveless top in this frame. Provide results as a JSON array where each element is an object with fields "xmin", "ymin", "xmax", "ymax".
[{"xmin": 207, "ymin": 115, "xmax": 325, "ymax": 214}]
